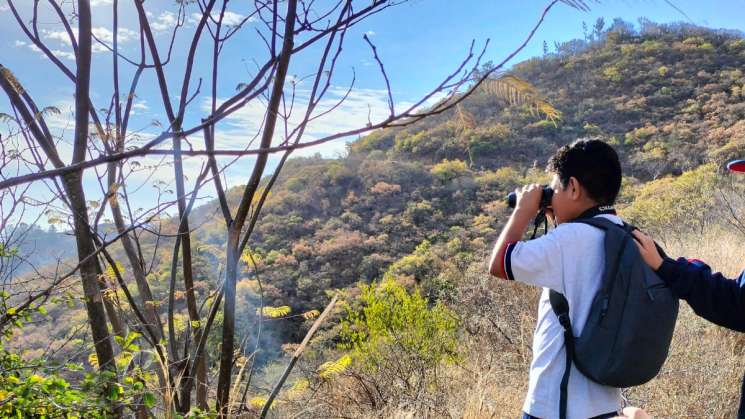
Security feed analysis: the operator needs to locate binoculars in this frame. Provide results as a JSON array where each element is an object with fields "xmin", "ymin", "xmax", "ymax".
[{"xmin": 507, "ymin": 186, "xmax": 554, "ymax": 209}]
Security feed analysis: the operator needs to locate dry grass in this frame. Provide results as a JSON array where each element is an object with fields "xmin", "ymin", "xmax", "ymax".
[
  {"xmin": 278, "ymin": 229, "xmax": 745, "ymax": 418},
  {"xmin": 626, "ymin": 228, "xmax": 745, "ymax": 417}
]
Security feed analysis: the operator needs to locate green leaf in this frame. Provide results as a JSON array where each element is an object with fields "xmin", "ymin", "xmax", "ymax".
[
  {"xmin": 143, "ymin": 392, "xmax": 156, "ymax": 409},
  {"xmin": 105, "ymin": 261, "xmax": 125, "ymax": 280},
  {"xmin": 258, "ymin": 306, "xmax": 291, "ymax": 318},
  {"xmin": 108, "ymin": 382, "xmax": 124, "ymax": 400}
]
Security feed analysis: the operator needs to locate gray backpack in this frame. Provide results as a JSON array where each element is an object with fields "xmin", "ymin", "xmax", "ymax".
[{"xmin": 550, "ymin": 217, "xmax": 679, "ymax": 419}]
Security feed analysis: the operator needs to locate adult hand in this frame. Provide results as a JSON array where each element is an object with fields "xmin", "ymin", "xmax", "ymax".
[
  {"xmin": 513, "ymin": 184, "xmax": 543, "ymax": 216},
  {"xmin": 632, "ymin": 230, "xmax": 664, "ymax": 271},
  {"xmin": 613, "ymin": 406, "xmax": 652, "ymax": 419}
]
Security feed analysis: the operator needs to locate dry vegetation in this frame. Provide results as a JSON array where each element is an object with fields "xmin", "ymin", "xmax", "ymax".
[{"xmin": 274, "ymin": 228, "xmax": 745, "ymax": 419}]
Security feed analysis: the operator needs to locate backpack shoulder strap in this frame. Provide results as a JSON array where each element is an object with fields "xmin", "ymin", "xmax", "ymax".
[
  {"xmin": 623, "ymin": 222, "xmax": 670, "ymax": 259},
  {"xmin": 549, "ymin": 290, "xmax": 573, "ymax": 419},
  {"xmin": 569, "ymin": 217, "xmax": 618, "ymax": 230}
]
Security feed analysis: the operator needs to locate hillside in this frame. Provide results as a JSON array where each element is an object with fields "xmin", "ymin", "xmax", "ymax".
[
  {"xmin": 206, "ymin": 18, "xmax": 745, "ymax": 342},
  {"xmin": 8, "ymin": 18, "xmax": 745, "ymax": 417}
]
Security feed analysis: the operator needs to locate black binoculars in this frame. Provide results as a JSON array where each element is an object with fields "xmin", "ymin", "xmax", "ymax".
[{"xmin": 507, "ymin": 186, "xmax": 554, "ymax": 209}]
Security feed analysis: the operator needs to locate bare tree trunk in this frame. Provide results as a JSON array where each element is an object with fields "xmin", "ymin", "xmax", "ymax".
[
  {"xmin": 216, "ymin": 232, "xmax": 240, "ymax": 416},
  {"xmin": 173, "ymin": 134, "xmax": 201, "ymax": 413},
  {"xmin": 62, "ymin": 173, "xmax": 119, "ymax": 384},
  {"xmin": 0, "ymin": 63, "xmax": 119, "ymax": 378},
  {"xmin": 98, "ymin": 269, "xmax": 127, "ymax": 339},
  {"xmin": 216, "ymin": 1, "xmax": 298, "ymax": 414},
  {"xmin": 68, "ymin": 5, "xmax": 120, "ymax": 411},
  {"xmin": 108, "ymin": 166, "xmax": 164, "ymax": 339}
]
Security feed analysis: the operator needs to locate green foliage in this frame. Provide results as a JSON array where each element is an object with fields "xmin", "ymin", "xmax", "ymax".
[
  {"xmin": 0, "ymin": 301, "xmax": 116, "ymax": 417},
  {"xmin": 339, "ymin": 278, "xmax": 459, "ymax": 371},
  {"xmin": 430, "ymin": 159, "xmax": 469, "ymax": 183},
  {"xmin": 0, "ymin": 244, "xmax": 17, "ymax": 258},
  {"xmin": 602, "ymin": 65, "xmax": 622, "ymax": 82},
  {"xmin": 0, "ymin": 368, "xmax": 105, "ymax": 418},
  {"xmin": 384, "ymin": 240, "xmax": 435, "ymax": 282},
  {"xmin": 317, "ymin": 354, "xmax": 352, "ymax": 379},
  {"xmin": 259, "ymin": 306, "xmax": 292, "ymax": 318},
  {"xmin": 621, "ymin": 164, "xmax": 718, "ymax": 240}
]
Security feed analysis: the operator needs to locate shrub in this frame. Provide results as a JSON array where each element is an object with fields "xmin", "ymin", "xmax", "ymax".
[
  {"xmin": 621, "ymin": 164, "xmax": 718, "ymax": 242},
  {"xmin": 430, "ymin": 159, "xmax": 470, "ymax": 183},
  {"xmin": 339, "ymin": 277, "xmax": 459, "ymax": 385}
]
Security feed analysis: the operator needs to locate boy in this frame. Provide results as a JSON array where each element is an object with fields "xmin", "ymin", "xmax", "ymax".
[{"xmin": 488, "ymin": 139, "xmax": 624, "ymax": 419}]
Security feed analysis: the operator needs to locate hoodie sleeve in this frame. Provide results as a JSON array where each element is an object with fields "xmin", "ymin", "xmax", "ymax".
[{"xmin": 656, "ymin": 258, "xmax": 745, "ymax": 332}]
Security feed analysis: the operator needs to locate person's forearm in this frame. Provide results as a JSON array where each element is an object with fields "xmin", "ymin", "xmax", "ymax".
[
  {"xmin": 488, "ymin": 209, "xmax": 533, "ymax": 278},
  {"xmin": 656, "ymin": 258, "xmax": 745, "ymax": 332}
]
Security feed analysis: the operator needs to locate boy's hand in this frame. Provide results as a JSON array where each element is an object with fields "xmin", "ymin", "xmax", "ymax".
[
  {"xmin": 632, "ymin": 230, "xmax": 664, "ymax": 271},
  {"xmin": 514, "ymin": 184, "xmax": 543, "ymax": 215},
  {"xmin": 488, "ymin": 183, "xmax": 544, "ymax": 278}
]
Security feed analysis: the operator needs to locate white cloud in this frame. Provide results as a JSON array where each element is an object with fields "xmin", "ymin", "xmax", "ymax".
[
  {"xmin": 130, "ymin": 100, "xmax": 149, "ymax": 115},
  {"xmin": 91, "ymin": 0, "xmax": 113, "ymax": 6},
  {"xmin": 365, "ymin": 30, "xmax": 376, "ymax": 37},
  {"xmin": 43, "ymin": 29, "xmax": 75, "ymax": 46},
  {"xmin": 101, "ymin": 87, "xmax": 415, "ymax": 205},
  {"xmin": 203, "ymin": 86, "xmax": 416, "ymax": 157},
  {"xmin": 51, "ymin": 49, "xmax": 76, "ymax": 61},
  {"xmin": 92, "ymin": 27, "xmax": 138, "ymax": 44},
  {"xmin": 151, "ymin": 11, "xmax": 178, "ymax": 33},
  {"xmin": 132, "ymin": 101, "xmax": 149, "ymax": 111},
  {"xmin": 42, "ymin": 27, "xmax": 137, "ymax": 54},
  {"xmin": 188, "ymin": 10, "xmax": 251, "ymax": 27},
  {"xmin": 222, "ymin": 11, "xmax": 249, "ymax": 26},
  {"xmin": 91, "ymin": 27, "xmax": 138, "ymax": 52},
  {"xmin": 19, "ymin": 41, "xmax": 75, "ymax": 61}
]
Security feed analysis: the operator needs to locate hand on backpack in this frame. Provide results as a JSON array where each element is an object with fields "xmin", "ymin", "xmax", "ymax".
[
  {"xmin": 613, "ymin": 406, "xmax": 652, "ymax": 419},
  {"xmin": 632, "ymin": 230, "xmax": 664, "ymax": 271}
]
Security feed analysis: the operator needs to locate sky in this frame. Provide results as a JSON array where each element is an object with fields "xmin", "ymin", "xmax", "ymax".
[{"xmin": 1, "ymin": 0, "xmax": 744, "ymax": 228}]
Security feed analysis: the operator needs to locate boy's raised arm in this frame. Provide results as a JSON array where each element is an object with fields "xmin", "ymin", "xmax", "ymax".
[{"xmin": 489, "ymin": 184, "xmax": 543, "ymax": 279}]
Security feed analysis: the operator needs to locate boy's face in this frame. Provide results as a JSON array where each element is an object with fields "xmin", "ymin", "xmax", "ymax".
[{"xmin": 549, "ymin": 174, "xmax": 589, "ymax": 224}]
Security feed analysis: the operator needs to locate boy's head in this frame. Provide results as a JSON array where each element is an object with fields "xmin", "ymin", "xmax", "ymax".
[{"xmin": 547, "ymin": 139, "xmax": 622, "ymax": 224}]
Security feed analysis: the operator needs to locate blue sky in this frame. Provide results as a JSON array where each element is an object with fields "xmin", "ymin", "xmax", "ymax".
[{"xmin": 1, "ymin": 0, "xmax": 744, "ymax": 227}]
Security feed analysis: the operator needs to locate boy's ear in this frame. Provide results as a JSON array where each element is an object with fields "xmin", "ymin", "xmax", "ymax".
[{"xmin": 568, "ymin": 176, "xmax": 582, "ymax": 201}]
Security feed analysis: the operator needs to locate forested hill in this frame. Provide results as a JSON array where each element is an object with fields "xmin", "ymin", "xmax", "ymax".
[
  {"xmin": 182, "ymin": 20, "xmax": 745, "ymax": 346},
  {"xmin": 16, "ymin": 20, "xmax": 745, "ymax": 365},
  {"xmin": 350, "ymin": 19, "xmax": 745, "ymax": 178}
]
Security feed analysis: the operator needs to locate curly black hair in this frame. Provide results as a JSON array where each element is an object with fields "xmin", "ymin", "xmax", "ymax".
[{"xmin": 547, "ymin": 138, "xmax": 622, "ymax": 205}]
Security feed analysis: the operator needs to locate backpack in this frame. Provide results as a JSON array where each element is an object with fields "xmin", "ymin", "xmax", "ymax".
[{"xmin": 550, "ymin": 217, "xmax": 679, "ymax": 419}]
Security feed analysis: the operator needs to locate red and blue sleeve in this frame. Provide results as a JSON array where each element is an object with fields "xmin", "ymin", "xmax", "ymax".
[{"xmin": 494, "ymin": 241, "xmax": 518, "ymax": 280}]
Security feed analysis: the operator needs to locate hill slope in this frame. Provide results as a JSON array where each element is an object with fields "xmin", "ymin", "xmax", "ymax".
[{"xmin": 10, "ymin": 21, "xmax": 745, "ymax": 415}]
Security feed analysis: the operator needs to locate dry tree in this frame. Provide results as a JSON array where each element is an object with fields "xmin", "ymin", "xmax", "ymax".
[{"xmin": 0, "ymin": 0, "xmax": 591, "ymax": 415}]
